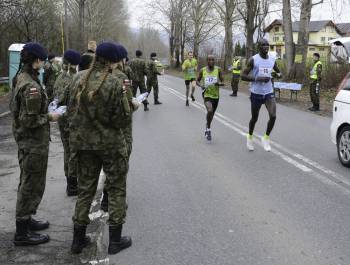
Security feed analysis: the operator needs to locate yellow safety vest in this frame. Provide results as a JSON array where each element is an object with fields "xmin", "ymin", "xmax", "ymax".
[
  {"xmin": 232, "ymin": 59, "xmax": 241, "ymax": 75},
  {"xmin": 310, "ymin": 61, "xmax": 322, "ymax": 80}
]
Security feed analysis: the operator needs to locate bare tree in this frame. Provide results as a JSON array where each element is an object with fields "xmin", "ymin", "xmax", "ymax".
[
  {"xmin": 296, "ymin": 0, "xmax": 324, "ymax": 79},
  {"xmin": 188, "ymin": 0, "xmax": 218, "ymax": 57},
  {"xmin": 283, "ymin": 0, "xmax": 294, "ymax": 78},
  {"xmin": 214, "ymin": 0, "xmax": 240, "ymax": 69}
]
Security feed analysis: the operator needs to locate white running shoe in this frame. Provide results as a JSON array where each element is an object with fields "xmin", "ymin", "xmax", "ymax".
[
  {"xmin": 246, "ymin": 135, "xmax": 254, "ymax": 151},
  {"xmin": 261, "ymin": 135, "xmax": 271, "ymax": 152}
]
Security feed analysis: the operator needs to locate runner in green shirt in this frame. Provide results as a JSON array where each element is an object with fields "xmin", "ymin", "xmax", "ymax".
[
  {"xmin": 182, "ymin": 51, "xmax": 198, "ymax": 106},
  {"xmin": 196, "ymin": 54, "xmax": 224, "ymax": 141}
]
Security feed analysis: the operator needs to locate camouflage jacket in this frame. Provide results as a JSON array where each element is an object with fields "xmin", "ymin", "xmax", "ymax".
[
  {"xmin": 112, "ymin": 66, "xmax": 134, "ymax": 146},
  {"xmin": 10, "ymin": 67, "xmax": 50, "ymax": 151},
  {"xmin": 43, "ymin": 61, "xmax": 60, "ymax": 88},
  {"xmin": 147, "ymin": 59, "xmax": 161, "ymax": 80},
  {"xmin": 129, "ymin": 58, "xmax": 147, "ymax": 82},
  {"xmin": 68, "ymin": 63, "xmax": 131, "ymax": 152},
  {"xmin": 54, "ymin": 68, "xmax": 77, "ymax": 136}
]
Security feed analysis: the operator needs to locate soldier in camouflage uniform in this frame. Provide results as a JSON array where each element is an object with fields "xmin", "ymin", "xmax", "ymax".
[
  {"xmin": 53, "ymin": 50, "xmax": 81, "ymax": 196},
  {"xmin": 129, "ymin": 50, "xmax": 149, "ymax": 111},
  {"xmin": 10, "ymin": 43, "xmax": 61, "ymax": 246},
  {"xmin": 43, "ymin": 53, "xmax": 60, "ymax": 102},
  {"xmin": 147, "ymin": 52, "xmax": 162, "ymax": 104},
  {"xmin": 100, "ymin": 45, "xmax": 141, "ymax": 212},
  {"xmin": 69, "ymin": 42, "xmax": 132, "ymax": 255},
  {"xmin": 78, "ymin": 40, "xmax": 96, "ymax": 71}
]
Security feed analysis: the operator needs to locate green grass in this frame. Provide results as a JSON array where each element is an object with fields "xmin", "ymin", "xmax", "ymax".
[{"xmin": 0, "ymin": 84, "xmax": 9, "ymax": 96}]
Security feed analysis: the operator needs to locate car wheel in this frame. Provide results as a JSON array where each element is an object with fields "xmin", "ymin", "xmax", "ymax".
[{"xmin": 337, "ymin": 125, "xmax": 350, "ymax": 168}]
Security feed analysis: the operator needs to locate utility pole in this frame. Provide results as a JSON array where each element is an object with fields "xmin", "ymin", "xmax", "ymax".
[{"xmin": 64, "ymin": 0, "xmax": 69, "ymax": 51}]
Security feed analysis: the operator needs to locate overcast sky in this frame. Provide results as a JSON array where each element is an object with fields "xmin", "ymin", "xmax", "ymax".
[{"xmin": 126, "ymin": 0, "xmax": 350, "ymax": 29}]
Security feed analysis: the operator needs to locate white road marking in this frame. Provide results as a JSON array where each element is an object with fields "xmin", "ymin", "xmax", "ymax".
[
  {"xmin": 163, "ymin": 85, "xmax": 350, "ymax": 194},
  {"xmin": 0, "ymin": 111, "xmax": 10, "ymax": 118}
]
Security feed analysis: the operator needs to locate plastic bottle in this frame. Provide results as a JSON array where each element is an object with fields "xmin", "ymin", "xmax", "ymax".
[{"xmin": 136, "ymin": 92, "xmax": 149, "ymax": 103}]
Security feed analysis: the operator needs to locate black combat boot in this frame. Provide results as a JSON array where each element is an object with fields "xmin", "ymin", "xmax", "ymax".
[
  {"xmin": 108, "ymin": 225, "xmax": 132, "ymax": 255},
  {"xmin": 314, "ymin": 104, "xmax": 320, "ymax": 111},
  {"xmin": 154, "ymin": 99, "xmax": 162, "ymax": 105},
  {"xmin": 71, "ymin": 224, "xmax": 91, "ymax": 254},
  {"xmin": 144, "ymin": 103, "xmax": 149, "ymax": 111},
  {"xmin": 100, "ymin": 189, "xmax": 108, "ymax": 212},
  {"xmin": 66, "ymin": 176, "xmax": 78, "ymax": 196},
  {"xmin": 14, "ymin": 219, "xmax": 50, "ymax": 246},
  {"xmin": 29, "ymin": 217, "xmax": 49, "ymax": 231}
]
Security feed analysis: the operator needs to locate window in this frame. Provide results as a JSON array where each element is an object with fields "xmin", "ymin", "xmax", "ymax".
[
  {"xmin": 270, "ymin": 46, "xmax": 275, "ymax": 51},
  {"xmin": 328, "ymin": 37, "xmax": 334, "ymax": 41},
  {"xmin": 319, "ymin": 48, "xmax": 325, "ymax": 51},
  {"xmin": 309, "ymin": 47, "xmax": 316, "ymax": 51},
  {"xmin": 275, "ymin": 27, "xmax": 280, "ymax": 32},
  {"xmin": 321, "ymin": 37, "xmax": 326, "ymax": 42},
  {"xmin": 273, "ymin": 36, "xmax": 280, "ymax": 42}
]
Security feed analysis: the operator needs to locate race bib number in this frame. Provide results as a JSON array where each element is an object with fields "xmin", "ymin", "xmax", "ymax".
[
  {"xmin": 188, "ymin": 68, "xmax": 195, "ymax": 75},
  {"xmin": 204, "ymin": 76, "xmax": 217, "ymax": 87},
  {"xmin": 258, "ymin": 67, "xmax": 272, "ymax": 77}
]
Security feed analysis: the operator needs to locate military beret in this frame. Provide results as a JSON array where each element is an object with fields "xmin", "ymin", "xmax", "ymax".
[
  {"xmin": 64, "ymin": 49, "xmax": 81, "ymax": 65},
  {"xmin": 48, "ymin": 53, "xmax": 55, "ymax": 60},
  {"xmin": 136, "ymin": 50, "xmax": 142, "ymax": 56},
  {"xmin": 96, "ymin": 42, "xmax": 123, "ymax": 63},
  {"xmin": 116, "ymin": 44, "xmax": 128, "ymax": 59},
  {"xmin": 150, "ymin": 52, "xmax": 157, "ymax": 58},
  {"xmin": 313, "ymin": 53, "xmax": 320, "ymax": 58},
  {"xmin": 23, "ymin": 42, "xmax": 48, "ymax": 60}
]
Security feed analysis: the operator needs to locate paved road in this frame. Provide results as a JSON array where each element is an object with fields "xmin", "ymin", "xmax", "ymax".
[{"xmin": 106, "ymin": 75, "xmax": 350, "ymax": 265}]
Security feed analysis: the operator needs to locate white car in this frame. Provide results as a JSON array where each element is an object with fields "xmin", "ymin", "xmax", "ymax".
[{"xmin": 331, "ymin": 72, "xmax": 350, "ymax": 167}]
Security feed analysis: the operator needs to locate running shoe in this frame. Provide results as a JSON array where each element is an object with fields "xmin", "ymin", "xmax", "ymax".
[
  {"xmin": 246, "ymin": 134, "xmax": 254, "ymax": 151},
  {"xmin": 261, "ymin": 135, "xmax": 271, "ymax": 152},
  {"xmin": 186, "ymin": 99, "xmax": 189, "ymax": 106},
  {"xmin": 205, "ymin": 129, "xmax": 212, "ymax": 141},
  {"xmin": 191, "ymin": 94, "xmax": 195, "ymax": 101}
]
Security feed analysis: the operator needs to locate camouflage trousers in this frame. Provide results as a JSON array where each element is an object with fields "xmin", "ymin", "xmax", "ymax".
[
  {"xmin": 73, "ymin": 149, "xmax": 129, "ymax": 226},
  {"xmin": 58, "ymin": 122, "xmax": 77, "ymax": 178},
  {"xmin": 16, "ymin": 147, "xmax": 48, "ymax": 220},
  {"xmin": 231, "ymin": 74, "xmax": 240, "ymax": 94},
  {"xmin": 310, "ymin": 80, "xmax": 320, "ymax": 106},
  {"xmin": 147, "ymin": 78, "xmax": 159, "ymax": 101},
  {"xmin": 103, "ymin": 126, "xmax": 132, "ymax": 203},
  {"xmin": 132, "ymin": 80, "xmax": 148, "ymax": 105}
]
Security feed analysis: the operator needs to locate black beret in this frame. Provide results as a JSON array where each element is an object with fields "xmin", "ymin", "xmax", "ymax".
[
  {"xmin": 313, "ymin": 53, "xmax": 320, "ymax": 58},
  {"xmin": 136, "ymin": 50, "xmax": 142, "ymax": 56},
  {"xmin": 23, "ymin": 42, "xmax": 47, "ymax": 60},
  {"xmin": 96, "ymin": 42, "xmax": 123, "ymax": 63},
  {"xmin": 150, "ymin": 52, "xmax": 157, "ymax": 58},
  {"xmin": 64, "ymin": 49, "xmax": 81, "ymax": 65}
]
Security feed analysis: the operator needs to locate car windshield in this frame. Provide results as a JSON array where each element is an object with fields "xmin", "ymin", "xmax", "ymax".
[{"xmin": 343, "ymin": 77, "xmax": 350, "ymax": 91}]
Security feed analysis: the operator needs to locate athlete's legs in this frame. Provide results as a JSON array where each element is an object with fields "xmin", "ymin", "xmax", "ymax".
[
  {"xmin": 204, "ymin": 100, "xmax": 214, "ymax": 129},
  {"xmin": 191, "ymin": 80, "xmax": 196, "ymax": 100},
  {"xmin": 249, "ymin": 102, "xmax": 262, "ymax": 135},
  {"xmin": 265, "ymin": 97, "xmax": 277, "ymax": 136}
]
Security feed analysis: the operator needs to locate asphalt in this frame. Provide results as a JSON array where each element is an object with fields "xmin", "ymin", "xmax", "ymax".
[
  {"xmin": 105, "ymin": 75, "xmax": 350, "ymax": 265},
  {"xmin": 1, "ymin": 74, "xmax": 350, "ymax": 265}
]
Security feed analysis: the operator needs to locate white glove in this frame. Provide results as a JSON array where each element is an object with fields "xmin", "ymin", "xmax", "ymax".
[{"xmin": 48, "ymin": 98, "xmax": 58, "ymax": 113}]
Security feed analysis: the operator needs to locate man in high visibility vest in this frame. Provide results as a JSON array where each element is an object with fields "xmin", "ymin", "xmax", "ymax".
[
  {"xmin": 309, "ymin": 53, "xmax": 322, "ymax": 111},
  {"xmin": 230, "ymin": 56, "xmax": 241, "ymax": 97}
]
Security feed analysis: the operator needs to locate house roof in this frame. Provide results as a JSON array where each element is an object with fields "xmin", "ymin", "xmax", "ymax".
[
  {"xmin": 336, "ymin": 23, "xmax": 350, "ymax": 35},
  {"xmin": 264, "ymin": 19, "xmax": 342, "ymax": 34}
]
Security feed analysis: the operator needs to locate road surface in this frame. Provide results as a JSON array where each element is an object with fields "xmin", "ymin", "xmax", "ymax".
[{"xmin": 107, "ymin": 74, "xmax": 350, "ymax": 265}]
